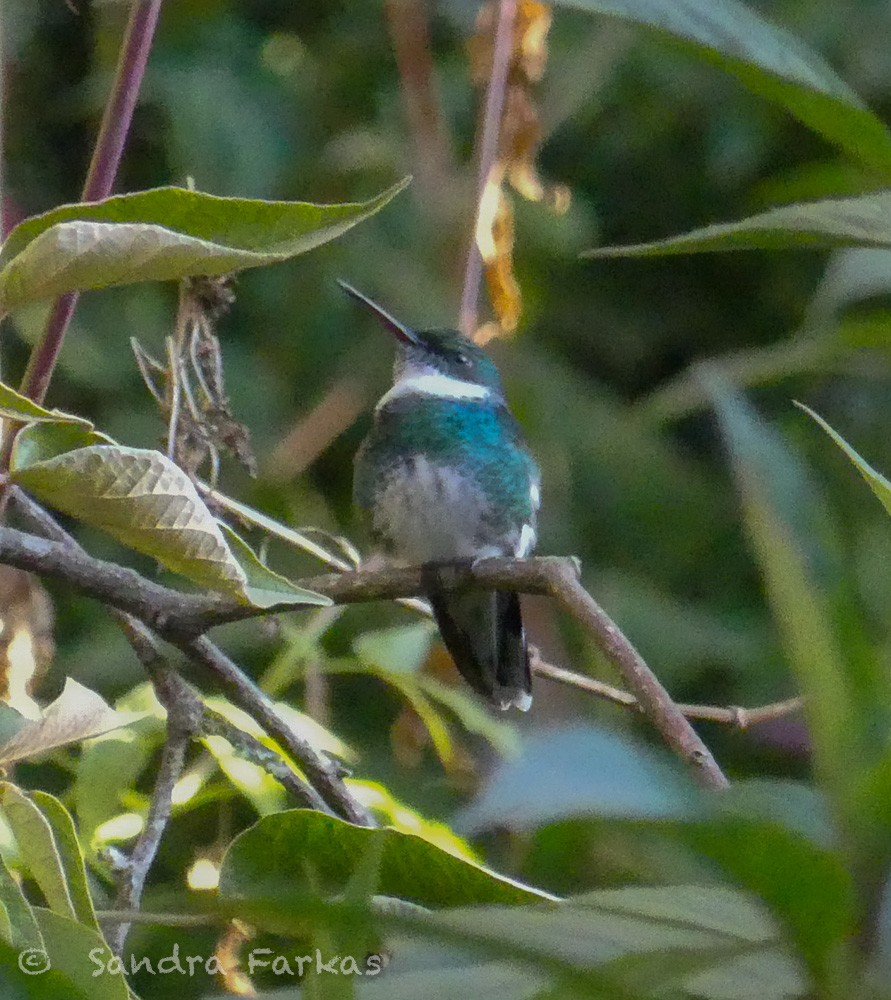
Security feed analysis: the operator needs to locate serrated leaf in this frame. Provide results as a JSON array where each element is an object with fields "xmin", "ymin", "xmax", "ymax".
[
  {"xmin": 553, "ymin": 0, "xmax": 891, "ymax": 172},
  {"xmin": 584, "ymin": 192, "xmax": 891, "ymax": 258},
  {"xmin": 218, "ymin": 523, "xmax": 330, "ymax": 609},
  {"xmin": 0, "ymin": 679, "xmax": 140, "ymax": 766},
  {"xmin": 0, "ymin": 380, "xmax": 91, "ymax": 426},
  {"xmin": 218, "ymin": 809, "xmax": 555, "ymax": 909},
  {"xmin": 0, "ymin": 784, "xmax": 75, "ymax": 921},
  {"xmin": 0, "ymin": 180, "xmax": 410, "ymax": 311},
  {"xmin": 11, "ymin": 435, "xmax": 327, "ymax": 607},
  {"xmin": 796, "ymin": 402, "xmax": 891, "ymax": 517},
  {"xmin": 10, "ymin": 422, "xmax": 115, "ymax": 469}
]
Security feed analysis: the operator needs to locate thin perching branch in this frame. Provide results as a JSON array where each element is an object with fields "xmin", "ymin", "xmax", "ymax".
[
  {"xmin": 8, "ymin": 491, "xmax": 365, "ymax": 825},
  {"xmin": 532, "ymin": 655, "xmax": 803, "ymax": 730},
  {"xmin": 459, "ymin": 0, "xmax": 517, "ymax": 337},
  {"xmin": 105, "ymin": 685, "xmax": 195, "ymax": 956},
  {"xmin": 19, "ymin": 0, "xmax": 164, "ymax": 407},
  {"xmin": 0, "ymin": 513, "xmax": 729, "ymax": 789}
]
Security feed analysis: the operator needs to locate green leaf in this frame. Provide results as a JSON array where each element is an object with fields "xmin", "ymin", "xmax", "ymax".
[
  {"xmin": 201, "ymin": 486, "xmax": 352, "ymax": 569},
  {"xmin": 0, "ymin": 679, "xmax": 141, "ymax": 767},
  {"xmin": 553, "ymin": 0, "xmax": 891, "ymax": 172},
  {"xmin": 678, "ymin": 818, "xmax": 853, "ymax": 991},
  {"xmin": 353, "ymin": 623, "xmax": 436, "ymax": 675},
  {"xmin": 419, "ymin": 677, "xmax": 520, "ymax": 758},
  {"xmin": 456, "ymin": 724, "xmax": 696, "ymax": 834},
  {"xmin": 10, "ymin": 432, "xmax": 329, "ymax": 608},
  {"xmin": 28, "ymin": 794, "xmax": 98, "ymax": 932},
  {"xmin": 11, "ymin": 423, "xmax": 114, "ymax": 468},
  {"xmin": 705, "ymin": 376, "xmax": 864, "ymax": 799},
  {"xmin": 0, "ymin": 784, "xmax": 76, "ymax": 921},
  {"xmin": 0, "ymin": 180, "xmax": 410, "ymax": 312},
  {"xmin": 218, "ymin": 523, "xmax": 330, "ymax": 609},
  {"xmin": 33, "ymin": 907, "xmax": 129, "ymax": 1000},
  {"xmin": 584, "ymin": 192, "xmax": 891, "ymax": 258},
  {"xmin": 0, "ymin": 381, "xmax": 91, "ymax": 426},
  {"xmin": 409, "ymin": 886, "xmax": 800, "ymax": 998},
  {"xmin": 0, "ymin": 851, "xmax": 42, "ymax": 949},
  {"xmin": 795, "ymin": 402, "xmax": 891, "ymax": 517},
  {"xmin": 218, "ymin": 809, "xmax": 555, "ymax": 909}
]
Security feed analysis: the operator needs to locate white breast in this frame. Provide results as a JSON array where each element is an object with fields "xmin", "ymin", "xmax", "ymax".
[{"xmin": 373, "ymin": 456, "xmax": 494, "ymax": 564}]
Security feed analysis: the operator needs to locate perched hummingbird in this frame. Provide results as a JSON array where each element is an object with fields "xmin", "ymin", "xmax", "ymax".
[{"xmin": 341, "ymin": 281, "xmax": 540, "ymax": 711}]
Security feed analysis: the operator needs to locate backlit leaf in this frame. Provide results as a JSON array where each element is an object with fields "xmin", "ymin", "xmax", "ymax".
[
  {"xmin": 585, "ymin": 193, "xmax": 891, "ymax": 258},
  {"xmin": 11, "ymin": 430, "xmax": 329, "ymax": 608},
  {"xmin": 218, "ymin": 809, "xmax": 555, "ymax": 909},
  {"xmin": 0, "ymin": 180, "xmax": 410, "ymax": 312}
]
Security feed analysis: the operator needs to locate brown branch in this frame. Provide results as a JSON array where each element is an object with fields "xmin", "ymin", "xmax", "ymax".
[
  {"xmin": 106, "ymin": 673, "xmax": 195, "ymax": 956},
  {"xmin": 532, "ymin": 656, "xmax": 803, "ymax": 730},
  {"xmin": 0, "ymin": 507, "xmax": 729, "ymax": 789},
  {"xmin": 384, "ymin": 0, "xmax": 455, "ymax": 201},
  {"xmin": 8, "ymin": 492, "xmax": 369, "ymax": 826}
]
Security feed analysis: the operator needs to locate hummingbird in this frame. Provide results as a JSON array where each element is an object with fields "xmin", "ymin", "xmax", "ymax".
[{"xmin": 341, "ymin": 281, "xmax": 540, "ymax": 711}]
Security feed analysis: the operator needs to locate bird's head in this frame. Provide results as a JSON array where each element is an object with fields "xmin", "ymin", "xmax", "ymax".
[{"xmin": 339, "ymin": 281, "xmax": 504, "ymax": 398}]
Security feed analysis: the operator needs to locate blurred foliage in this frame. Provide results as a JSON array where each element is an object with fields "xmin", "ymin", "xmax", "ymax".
[{"xmin": 3, "ymin": 0, "xmax": 891, "ymax": 996}]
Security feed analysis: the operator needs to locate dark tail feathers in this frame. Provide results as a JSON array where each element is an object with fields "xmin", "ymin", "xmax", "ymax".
[{"xmin": 428, "ymin": 586, "xmax": 532, "ymax": 711}]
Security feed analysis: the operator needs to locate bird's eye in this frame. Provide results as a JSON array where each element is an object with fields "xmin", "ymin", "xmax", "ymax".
[{"xmin": 455, "ymin": 352, "xmax": 471, "ymax": 367}]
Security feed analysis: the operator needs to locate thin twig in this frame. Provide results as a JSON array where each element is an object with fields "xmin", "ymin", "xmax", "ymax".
[
  {"xmin": 459, "ymin": 0, "xmax": 517, "ymax": 336},
  {"xmin": 9, "ymin": 491, "xmax": 355, "ymax": 823},
  {"xmin": 0, "ymin": 511, "xmax": 729, "ymax": 788},
  {"xmin": 17, "ymin": 0, "xmax": 164, "ymax": 407},
  {"xmin": 532, "ymin": 656, "xmax": 802, "ymax": 729},
  {"xmin": 175, "ymin": 635, "xmax": 371, "ymax": 825},
  {"xmin": 539, "ymin": 560, "xmax": 728, "ymax": 789},
  {"xmin": 106, "ymin": 685, "xmax": 196, "ymax": 956},
  {"xmin": 118, "ymin": 615, "xmax": 327, "ymax": 812}
]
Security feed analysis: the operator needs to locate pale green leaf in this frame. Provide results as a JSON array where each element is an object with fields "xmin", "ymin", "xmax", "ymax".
[
  {"xmin": 218, "ymin": 523, "xmax": 331, "ymax": 608},
  {"xmin": 0, "ymin": 851, "xmax": 42, "ymax": 949},
  {"xmin": 0, "ymin": 784, "xmax": 76, "ymax": 920},
  {"xmin": 33, "ymin": 907, "xmax": 129, "ymax": 1000},
  {"xmin": 0, "ymin": 679, "xmax": 141, "ymax": 767},
  {"xmin": 456, "ymin": 724, "xmax": 695, "ymax": 834},
  {"xmin": 353, "ymin": 623, "xmax": 436, "ymax": 675},
  {"xmin": 554, "ymin": 0, "xmax": 891, "ymax": 172},
  {"xmin": 0, "ymin": 380, "xmax": 91, "ymax": 426},
  {"xmin": 201, "ymin": 486, "xmax": 352, "ymax": 569},
  {"xmin": 28, "ymin": 794, "xmax": 98, "ymax": 932},
  {"xmin": 584, "ymin": 192, "xmax": 891, "ymax": 258},
  {"xmin": 796, "ymin": 402, "xmax": 891, "ymax": 517},
  {"xmin": 0, "ymin": 180, "xmax": 410, "ymax": 311},
  {"xmin": 11, "ymin": 434, "xmax": 327, "ymax": 607},
  {"xmin": 218, "ymin": 809, "xmax": 556, "ymax": 909}
]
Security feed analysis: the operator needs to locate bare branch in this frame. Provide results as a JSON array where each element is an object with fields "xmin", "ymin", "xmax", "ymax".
[
  {"xmin": 106, "ymin": 677, "xmax": 195, "ymax": 956},
  {"xmin": 9, "ymin": 491, "xmax": 369, "ymax": 826},
  {"xmin": 0, "ymin": 505, "xmax": 730, "ymax": 789},
  {"xmin": 175, "ymin": 634, "xmax": 371, "ymax": 825},
  {"xmin": 532, "ymin": 655, "xmax": 803, "ymax": 730}
]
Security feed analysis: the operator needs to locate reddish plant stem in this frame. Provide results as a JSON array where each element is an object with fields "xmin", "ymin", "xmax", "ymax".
[
  {"xmin": 18, "ymin": 0, "xmax": 164, "ymax": 407},
  {"xmin": 459, "ymin": 0, "xmax": 517, "ymax": 338}
]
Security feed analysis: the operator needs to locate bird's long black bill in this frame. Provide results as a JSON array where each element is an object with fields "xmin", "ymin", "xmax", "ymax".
[{"xmin": 337, "ymin": 280, "xmax": 419, "ymax": 345}]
